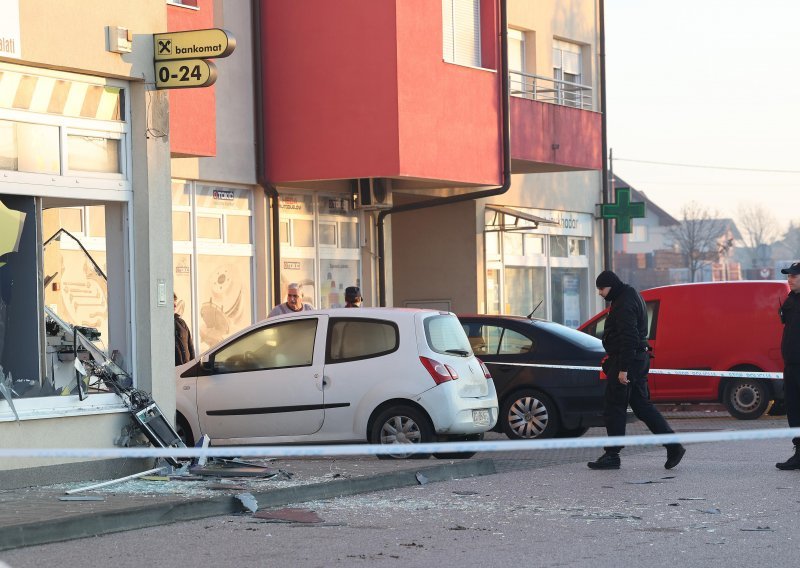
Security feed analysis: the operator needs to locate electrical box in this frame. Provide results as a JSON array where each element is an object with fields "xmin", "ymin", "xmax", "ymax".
[{"xmin": 107, "ymin": 26, "xmax": 132, "ymax": 54}]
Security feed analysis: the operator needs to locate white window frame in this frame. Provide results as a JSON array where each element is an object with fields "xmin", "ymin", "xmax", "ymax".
[{"xmin": 442, "ymin": 0, "xmax": 482, "ymax": 68}]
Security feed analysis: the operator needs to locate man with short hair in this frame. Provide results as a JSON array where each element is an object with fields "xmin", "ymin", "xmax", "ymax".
[
  {"xmin": 174, "ymin": 293, "xmax": 195, "ymax": 365},
  {"xmin": 268, "ymin": 282, "xmax": 314, "ymax": 317},
  {"xmin": 776, "ymin": 261, "xmax": 800, "ymax": 470},
  {"xmin": 344, "ymin": 286, "xmax": 362, "ymax": 308},
  {"xmin": 588, "ymin": 270, "xmax": 686, "ymax": 470}
]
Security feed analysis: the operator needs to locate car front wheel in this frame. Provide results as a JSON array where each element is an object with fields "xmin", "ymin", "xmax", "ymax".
[
  {"xmin": 501, "ymin": 390, "xmax": 559, "ymax": 439},
  {"xmin": 723, "ymin": 372, "xmax": 769, "ymax": 420},
  {"xmin": 370, "ymin": 405, "xmax": 433, "ymax": 460}
]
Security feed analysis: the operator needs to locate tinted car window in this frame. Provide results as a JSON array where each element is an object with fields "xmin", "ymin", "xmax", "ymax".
[
  {"xmin": 461, "ymin": 323, "xmax": 503, "ymax": 355},
  {"xmin": 213, "ymin": 318, "xmax": 317, "ymax": 373},
  {"xmin": 536, "ymin": 320, "xmax": 602, "ymax": 349},
  {"xmin": 328, "ymin": 319, "xmax": 399, "ymax": 362},
  {"xmin": 425, "ymin": 314, "xmax": 472, "ymax": 354},
  {"xmin": 498, "ymin": 328, "xmax": 534, "ymax": 354}
]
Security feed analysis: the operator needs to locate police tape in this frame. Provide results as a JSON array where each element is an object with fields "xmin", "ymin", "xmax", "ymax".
[
  {"xmin": 1, "ymin": 427, "xmax": 800, "ymax": 459},
  {"xmin": 493, "ymin": 362, "xmax": 783, "ymax": 380}
]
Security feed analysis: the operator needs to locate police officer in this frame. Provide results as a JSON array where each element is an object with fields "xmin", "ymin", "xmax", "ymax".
[
  {"xmin": 776, "ymin": 261, "xmax": 800, "ymax": 470},
  {"xmin": 588, "ymin": 270, "xmax": 686, "ymax": 470}
]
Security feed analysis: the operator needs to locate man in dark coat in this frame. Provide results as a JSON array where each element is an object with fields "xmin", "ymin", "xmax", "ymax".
[
  {"xmin": 174, "ymin": 294, "xmax": 195, "ymax": 366},
  {"xmin": 777, "ymin": 261, "xmax": 800, "ymax": 470},
  {"xmin": 588, "ymin": 270, "xmax": 686, "ymax": 470}
]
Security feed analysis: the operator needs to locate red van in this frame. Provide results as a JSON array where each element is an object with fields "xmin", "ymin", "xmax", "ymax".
[{"xmin": 579, "ymin": 281, "xmax": 789, "ymax": 420}]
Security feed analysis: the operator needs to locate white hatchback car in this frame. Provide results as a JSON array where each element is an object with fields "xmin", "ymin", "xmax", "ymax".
[{"xmin": 176, "ymin": 308, "xmax": 498, "ymax": 459}]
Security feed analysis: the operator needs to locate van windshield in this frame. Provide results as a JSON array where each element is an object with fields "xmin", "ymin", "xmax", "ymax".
[{"xmin": 424, "ymin": 314, "xmax": 472, "ymax": 355}]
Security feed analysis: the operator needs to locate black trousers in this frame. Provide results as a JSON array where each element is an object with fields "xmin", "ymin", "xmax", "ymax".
[
  {"xmin": 603, "ymin": 354, "xmax": 678, "ymax": 454},
  {"xmin": 784, "ymin": 364, "xmax": 800, "ymax": 446}
]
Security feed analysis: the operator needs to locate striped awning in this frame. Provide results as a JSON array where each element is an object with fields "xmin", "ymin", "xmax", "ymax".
[{"xmin": 0, "ymin": 69, "xmax": 122, "ymax": 121}]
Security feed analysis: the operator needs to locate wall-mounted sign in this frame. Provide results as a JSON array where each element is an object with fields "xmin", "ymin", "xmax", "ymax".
[
  {"xmin": 212, "ymin": 189, "xmax": 235, "ymax": 201},
  {"xmin": 154, "ymin": 28, "xmax": 235, "ymax": 61},
  {"xmin": 155, "ymin": 59, "xmax": 217, "ymax": 89},
  {"xmin": 599, "ymin": 187, "xmax": 646, "ymax": 234}
]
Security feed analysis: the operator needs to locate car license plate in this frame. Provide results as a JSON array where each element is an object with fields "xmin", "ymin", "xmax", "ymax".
[{"xmin": 472, "ymin": 409, "xmax": 490, "ymax": 426}]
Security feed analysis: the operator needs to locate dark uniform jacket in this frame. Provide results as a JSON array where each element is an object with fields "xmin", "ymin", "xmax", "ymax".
[
  {"xmin": 602, "ymin": 284, "xmax": 650, "ymax": 372},
  {"xmin": 781, "ymin": 291, "xmax": 800, "ymax": 365},
  {"xmin": 175, "ymin": 314, "xmax": 195, "ymax": 366}
]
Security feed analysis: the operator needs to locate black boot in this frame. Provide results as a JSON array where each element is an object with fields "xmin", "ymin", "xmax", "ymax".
[
  {"xmin": 664, "ymin": 444, "xmax": 686, "ymax": 470},
  {"xmin": 776, "ymin": 446, "xmax": 800, "ymax": 470},
  {"xmin": 588, "ymin": 452, "xmax": 620, "ymax": 470}
]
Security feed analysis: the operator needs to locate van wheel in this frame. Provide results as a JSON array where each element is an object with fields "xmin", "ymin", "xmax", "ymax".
[
  {"xmin": 370, "ymin": 405, "xmax": 433, "ymax": 460},
  {"xmin": 501, "ymin": 390, "xmax": 559, "ymax": 439},
  {"xmin": 723, "ymin": 373, "xmax": 769, "ymax": 420}
]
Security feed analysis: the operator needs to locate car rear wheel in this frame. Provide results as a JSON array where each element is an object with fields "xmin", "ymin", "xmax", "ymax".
[
  {"xmin": 723, "ymin": 371, "xmax": 770, "ymax": 420},
  {"xmin": 370, "ymin": 405, "xmax": 433, "ymax": 460},
  {"xmin": 501, "ymin": 390, "xmax": 559, "ymax": 440}
]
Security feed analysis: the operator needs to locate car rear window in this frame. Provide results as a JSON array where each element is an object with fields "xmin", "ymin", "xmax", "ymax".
[
  {"xmin": 424, "ymin": 314, "xmax": 472, "ymax": 354},
  {"xmin": 535, "ymin": 320, "xmax": 603, "ymax": 350}
]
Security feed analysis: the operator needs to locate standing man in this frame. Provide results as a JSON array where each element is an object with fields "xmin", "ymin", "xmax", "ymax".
[
  {"xmin": 776, "ymin": 261, "xmax": 800, "ymax": 470},
  {"xmin": 588, "ymin": 270, "xmax": 686, "ymax": 470},
  {"xmin": 344, "ymin": 286, "xmax": 362, "ymax": 308},
  {"xmin": 174, "ymin": 293, "xmax": 195, "ymax": 366},
  {"xmin": 268, "ymin": 282, "xmax": 314, "ymax": 317}
]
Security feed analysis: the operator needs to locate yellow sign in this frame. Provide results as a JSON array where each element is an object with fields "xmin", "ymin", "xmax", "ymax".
[
  {"xmin": 154, "ymin": 28, "xmax": 235, "ymax": 61},
  {"xmin": 155, "ymin": 59, "xmax": 217, "ymax": 90},
  {"xmin": 0, "ymin": 200, "xmax": 26, "ymax": 268}
]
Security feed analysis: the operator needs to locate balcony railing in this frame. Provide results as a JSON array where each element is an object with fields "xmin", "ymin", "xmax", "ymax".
[{"xmin": 509, "ymin": 71, "xmax": 593, "ymax": 110}]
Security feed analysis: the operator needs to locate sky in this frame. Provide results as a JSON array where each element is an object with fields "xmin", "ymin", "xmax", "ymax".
[{"xmin": 604, "ymin": 0, "xmax": 800, "ymax": 237}]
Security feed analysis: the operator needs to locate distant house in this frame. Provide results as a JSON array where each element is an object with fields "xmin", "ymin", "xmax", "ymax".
[{"xmin": 612, "ymin": 176, "xmax": 744, "ymax": 289}]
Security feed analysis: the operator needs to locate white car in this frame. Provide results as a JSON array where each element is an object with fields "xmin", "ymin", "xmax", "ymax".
[{"xmin": 176, "ymin": 308, "xmax": 498, "ymax": 459}]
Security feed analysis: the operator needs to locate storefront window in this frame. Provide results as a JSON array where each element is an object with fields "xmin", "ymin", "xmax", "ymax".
[
  {"xmin": 551, "ymin": 268, "xmax": 588, "ymax": 328},
  {"xmin": 278, "ymin": 192, "xmax": 361, "ymax": 309},
  {"xmin": 172, "ymin": 181, "xmax": 255, "ymax": 353}
]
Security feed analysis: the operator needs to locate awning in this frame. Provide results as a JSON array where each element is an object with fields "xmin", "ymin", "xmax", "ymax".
[{"xmin": 485, "ymin": 204, "xmax": 560, "ymax": 231}]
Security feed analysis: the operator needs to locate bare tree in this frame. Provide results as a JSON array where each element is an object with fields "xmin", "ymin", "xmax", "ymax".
[
  {"xmin": 668, "ymin": 202, "xmax": 726, "ymax": 282},
  {"xmin": 737, "ymin": 203, "xmax": 779, "ymax": 268}
]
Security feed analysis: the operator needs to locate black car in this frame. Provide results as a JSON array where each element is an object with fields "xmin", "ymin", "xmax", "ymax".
[{"xmin": 458, "ymin": 315, "xmax": 607, "ymax": 439}]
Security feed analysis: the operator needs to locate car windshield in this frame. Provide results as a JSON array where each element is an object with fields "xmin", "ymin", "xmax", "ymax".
[
  {"xmin": 533, "ymin": 320, "xmax": 603, "ymax": 350},
  {"xmin": 424, "ymin": 314, "xmax": 472, "ymax": 355}
]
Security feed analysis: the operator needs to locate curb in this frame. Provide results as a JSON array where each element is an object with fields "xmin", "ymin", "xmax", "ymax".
[{"xmin": 0, "ymin": 458, "xmax": 497, "ymax": 552}]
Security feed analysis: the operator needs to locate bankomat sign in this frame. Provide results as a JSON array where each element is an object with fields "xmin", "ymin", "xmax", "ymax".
[
  {"xmin": 153, "ymin": 28, "xmax": 235, "ymax": 90},
  {"xmin": 154, "ymin": 29, "xmax": 235, "ymax": 61}
]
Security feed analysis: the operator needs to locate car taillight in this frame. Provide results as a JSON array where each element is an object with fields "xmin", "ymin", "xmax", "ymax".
[
  {"xmin": 477, "ymin": 358, "xmax": 492, "ymax": 380},
  {"xmin": 599, "ymin": 356, "xmax": 608, "ymax": 380},
  {"xmin": 420, "ymin": 356, "xmax": 457, "ymax": 384}
]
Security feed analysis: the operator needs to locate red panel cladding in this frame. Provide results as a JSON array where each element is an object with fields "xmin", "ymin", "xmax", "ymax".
[
  {"xmin": 395, "ymin": 0, "xmax": 502, "ymax": 186},
  {"xmin": 510, "ymin": 97, "xmax": 602, "ymax": 171},
  {"xmin": 261, "ymin": 1, "xmax": 401, "ymax": 183},
  {"xmin": 167, "ymin": 0, "xmax": 216, "ymax": 157}
]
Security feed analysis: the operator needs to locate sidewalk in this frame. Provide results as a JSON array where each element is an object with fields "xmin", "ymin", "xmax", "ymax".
[
  {"xmin": 0, "ymin": 454, "xmax": 499, "ymax": 552},
  {"xmin": 0, "ymin": 410, "xmax": 788, "ymax": 552}
]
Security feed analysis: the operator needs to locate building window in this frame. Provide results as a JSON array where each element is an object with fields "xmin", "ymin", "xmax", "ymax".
[
  {"xmin": 553, "ymin": 39, "xmax": 583, "ymax": 107},
  {"xmin": 629, "ymin": 223, "xmax": 648, "ymax": 243},
  {"xmin": 508, "ymin": 29, "xmax": 526, "ymax": 96},
  {"xmin": 442, "ymin": 0, "xmax": 481, "ymax": 67}
]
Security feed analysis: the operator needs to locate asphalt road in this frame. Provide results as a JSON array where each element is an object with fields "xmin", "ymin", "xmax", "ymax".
[{"xmin": 3, "ymin": 412, "xmax": 799, "ymax": 568}]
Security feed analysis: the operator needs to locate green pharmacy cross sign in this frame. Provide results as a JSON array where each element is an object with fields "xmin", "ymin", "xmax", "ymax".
[{"xmin": 600, "ymin": 187, "xmax": 645, "ymax": 234}]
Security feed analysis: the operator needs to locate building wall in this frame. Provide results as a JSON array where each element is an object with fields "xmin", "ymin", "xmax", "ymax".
[{"xmin": 391, "ymin": 199, "xmax": 480, "ymax": 312}]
